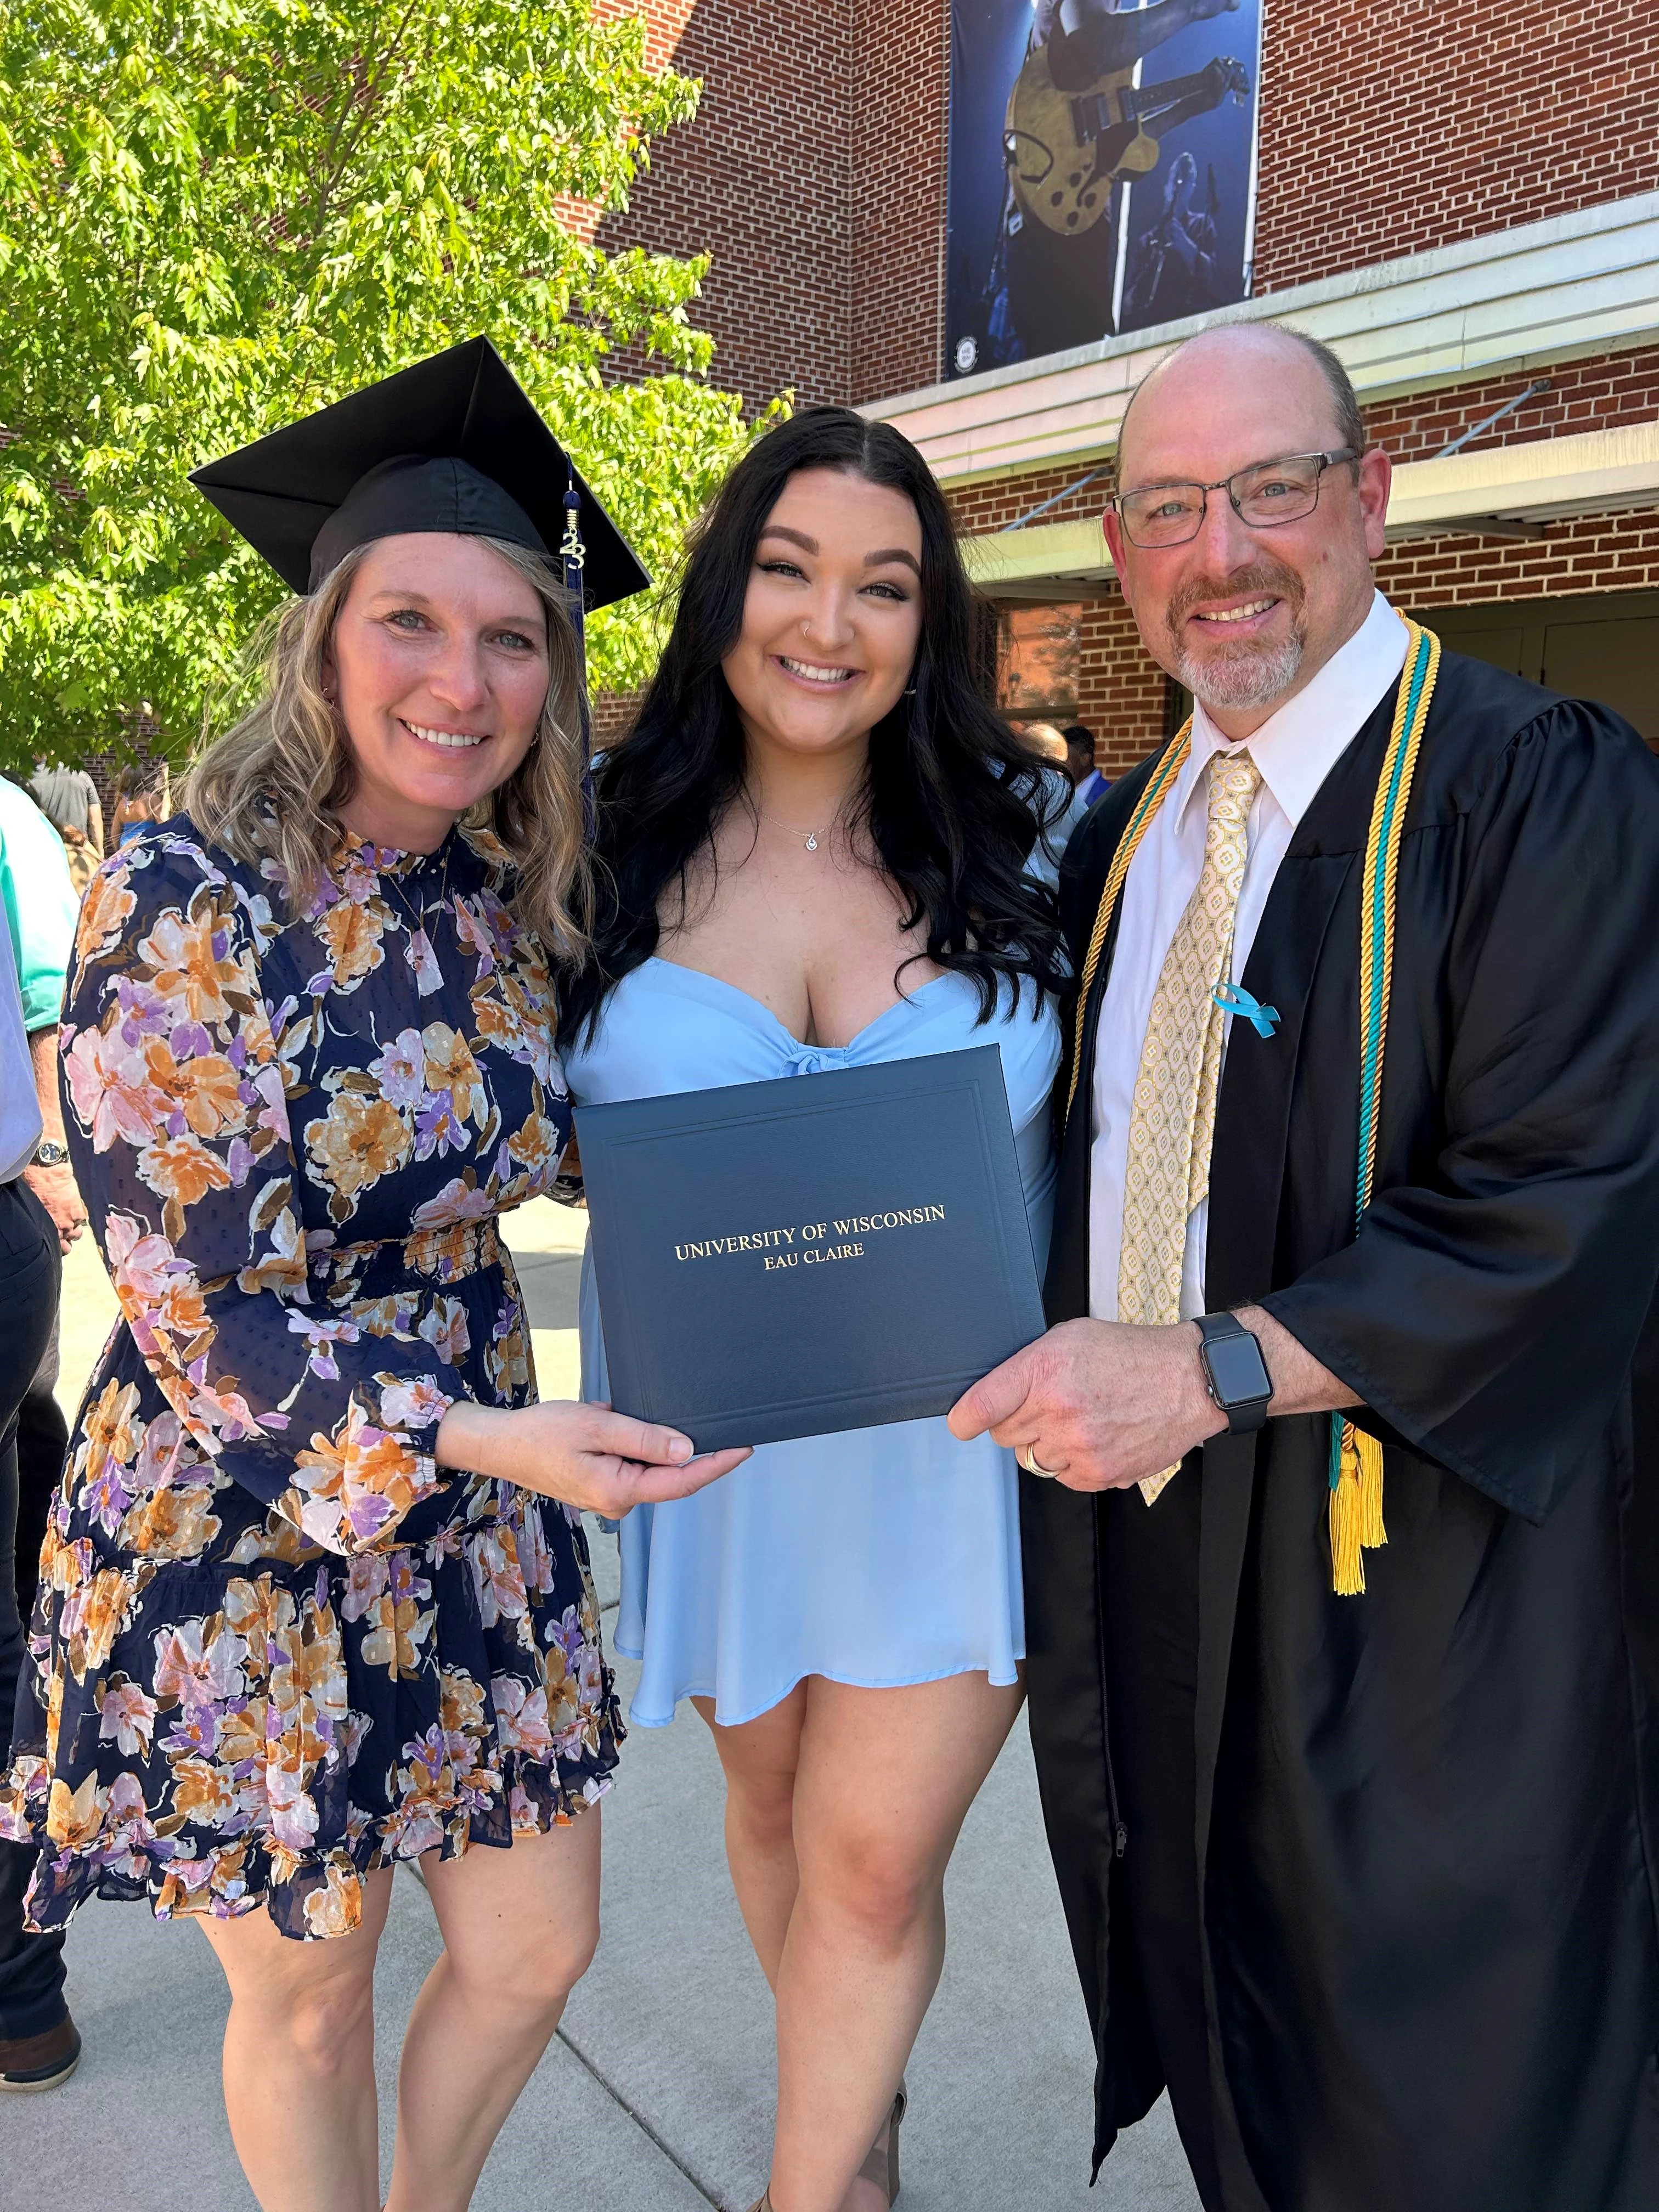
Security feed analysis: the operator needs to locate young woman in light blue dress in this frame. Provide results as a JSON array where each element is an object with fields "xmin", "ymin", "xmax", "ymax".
[{"xmin": 559, "ymin": 407, "xmax": 1066, "ymax": 2212}]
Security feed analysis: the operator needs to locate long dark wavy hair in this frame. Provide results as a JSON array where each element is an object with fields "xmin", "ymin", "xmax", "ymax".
[{"xmin": 558, "ymin": 406, "xmax": 1066, "ymax": 1046}]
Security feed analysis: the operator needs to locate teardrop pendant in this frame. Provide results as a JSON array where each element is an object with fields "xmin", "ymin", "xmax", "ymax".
[{"xmin": 805, "ymin": 832, "xmax": 818, "ymax": 851}]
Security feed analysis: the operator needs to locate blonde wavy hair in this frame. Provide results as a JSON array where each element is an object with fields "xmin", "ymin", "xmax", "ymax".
[{"xmin": 182, "ymin": 537, "xmax": 591, "ymax": 957}]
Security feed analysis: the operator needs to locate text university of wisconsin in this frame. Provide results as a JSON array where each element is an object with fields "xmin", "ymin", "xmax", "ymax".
[{"xmin": 673, "ymin": 1204, "xmax": 948, "ymax": 1270}]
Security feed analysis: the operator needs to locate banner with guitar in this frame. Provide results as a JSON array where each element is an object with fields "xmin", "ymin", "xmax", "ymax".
[{"xmin": 945, "ymin": 0, "xmax": 1263, "ymax": 377}]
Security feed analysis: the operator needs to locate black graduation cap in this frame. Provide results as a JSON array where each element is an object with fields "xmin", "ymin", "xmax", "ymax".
[{"xmin": 189, "ymin": 336, "xmax": 649, "ymax": 613}]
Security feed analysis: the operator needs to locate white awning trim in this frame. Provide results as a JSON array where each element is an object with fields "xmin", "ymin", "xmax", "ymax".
[
  {"xmin": 1385, "ymin": 418, "xmax": 1659, "ymax": 533},
  {"xmin": 963, "ymin": 518, "xmax": 1111, "ymax": 591},
  {"xmin": 868, "ymin": 193, "xmax": 1659, "ymax": 490}
]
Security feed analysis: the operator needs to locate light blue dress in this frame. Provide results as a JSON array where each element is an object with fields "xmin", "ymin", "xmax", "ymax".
[{"xmin": 562, "ymin": 957, "xmax": 1062, "ymax": 1728}]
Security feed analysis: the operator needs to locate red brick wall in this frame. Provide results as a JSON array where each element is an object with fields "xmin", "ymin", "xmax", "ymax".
[
  {"xmin": 587, "ymin": 0, "xmax": 950, "ymax": 410},
  {"xmin": 848, "ymin": 0, "xmax": 951, "ymax": 407},
  {"xmin": 1364, "ymin": 350, "xmax": 1659, "ymax": 462},
  {"xmin": 951, "ymin": 459, "xmax": 1119, "ymax": 534},
  {"xmin": 589, "ymin": 0, "xmax": 854, "ymax": 408},
  {"xmin": 591, "ymin": 690, "xmax": 642, "ymax": 749},
  {"xmin": 1076, "ymin": 596, "xmax": 1170, "ymax": 775},
  {"xmin": 582, "ymin": 1, "xmax": 1659, "ymax": 415},
  {"xmin": 849, "ymin": 0, "xmax": 1659, "ymax": 402},
  {"xmin": 1368, "ymin": 357, "xmax": 1659, "ymax": 610},
  {"xmin": 1252, "ymin": 2, "xmax": 1659, "ymax": 296},
  {"xmin": 1380, "ymin": 507, "xmax": 1659, "ymax": 609},
  {"xmin": 948, "ymin": 466, "xmax": 1169, "ymax": 771}
]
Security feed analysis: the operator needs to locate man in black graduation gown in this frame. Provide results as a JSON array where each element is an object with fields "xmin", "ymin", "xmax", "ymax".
[{"xmin": 951, "ymin": 322, "xmax": 1659, "ymax": 2211}]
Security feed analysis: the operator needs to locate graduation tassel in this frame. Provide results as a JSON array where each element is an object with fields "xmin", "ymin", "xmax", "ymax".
[
  {"xmin": 560, "ymin": 464, "xmax": 594, "ymax": 834},
  {"xmin": 1328, "ymin": 1420, "xmax": 1367, "ymax": 1596},
  {"xmin": 1328, "ymin": 1419, "xmax": 1387, "ymax": 1596},
  {"xmin": 1356, "ymin": 1423, "xmax": 1386, "ymax": 1549}
]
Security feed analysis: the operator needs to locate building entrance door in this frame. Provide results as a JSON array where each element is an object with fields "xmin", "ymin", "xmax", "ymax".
[{"xmin": 1415, "ymin": 589, "xmax": 1659, "ymax": 746}]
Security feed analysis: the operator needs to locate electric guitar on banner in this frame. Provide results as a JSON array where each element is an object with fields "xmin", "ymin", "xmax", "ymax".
[{"xmin": 1005, "ymin": 51, "xmax": 1250, "ymax": 235}]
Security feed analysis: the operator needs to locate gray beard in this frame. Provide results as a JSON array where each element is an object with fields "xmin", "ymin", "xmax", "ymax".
[{"xmin": 1169, "ymin": 630, "xmax": 1306, "ymax": 715}]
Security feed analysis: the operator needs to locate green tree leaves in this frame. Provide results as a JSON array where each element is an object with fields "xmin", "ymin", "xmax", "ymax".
[{"xmin": 0, "ymin": 0, "xmax": 765, "ymax": 767}]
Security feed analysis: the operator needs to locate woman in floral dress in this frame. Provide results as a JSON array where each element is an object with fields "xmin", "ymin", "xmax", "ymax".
[{"xmin": 0, "ymin": 352, "xmax": 743, "ymax": 2212}]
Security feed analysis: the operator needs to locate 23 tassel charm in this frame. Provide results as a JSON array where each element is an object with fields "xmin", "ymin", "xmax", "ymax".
[{"xmin": 1328, "ymin": 1418, "xmax": 1387, "ymax": 1595}]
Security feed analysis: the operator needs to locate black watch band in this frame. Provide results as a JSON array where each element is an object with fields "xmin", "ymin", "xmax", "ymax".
[{"xmin": 1194, "ymin": 1312, "xmax": 1273, "ymax": 1435}]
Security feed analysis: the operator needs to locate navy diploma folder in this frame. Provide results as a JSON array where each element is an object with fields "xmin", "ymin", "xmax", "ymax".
[{"xmin": 575, "ymin": 1045, "xmax": 1046, "ymax": 1452}]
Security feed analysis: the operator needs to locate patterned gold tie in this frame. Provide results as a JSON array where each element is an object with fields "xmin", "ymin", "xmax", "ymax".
[{"xmin": 1118, "ymin": 747, "xmax": 1261, "ymax": 1503}]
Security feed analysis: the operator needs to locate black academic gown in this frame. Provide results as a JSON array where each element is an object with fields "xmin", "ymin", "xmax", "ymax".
[{"xmin": 1024, "ymin": 646, "xmax": 1659, "ymax": 2212}]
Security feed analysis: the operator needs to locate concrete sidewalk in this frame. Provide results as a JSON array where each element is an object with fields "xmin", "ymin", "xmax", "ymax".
[{"xmin": 9, "ymin": 1203, "xmax": 1200, "ymax": 2210}]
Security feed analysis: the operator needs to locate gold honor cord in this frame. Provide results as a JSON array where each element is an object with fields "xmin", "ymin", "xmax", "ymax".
[
  {"xmin": 1328, "ymin": 618, "xmax": 1441, "ymax": 1593},
  {"xmin": 1064, "ymin": 720, "xmax": 1194, "ymax": 1122},
  {"xmin": 1062, "ymin": 619, "xmax": 1442, "ymax": 1594}
]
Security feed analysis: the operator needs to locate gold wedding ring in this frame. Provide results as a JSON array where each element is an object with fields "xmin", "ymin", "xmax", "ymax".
[{"xmin": 1018, "ymin": 1443, "xmax": 1060, "ymax": 1480}]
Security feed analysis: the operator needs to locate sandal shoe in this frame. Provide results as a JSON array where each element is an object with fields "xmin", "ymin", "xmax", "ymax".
[
  {"xmin": 855, "ymin": 2079, "xmax": 908, "ymax": 2204},
  {"xmin": 755, "ymin": 2080, "xmax": 908, "ymax": 2212},
  {"xmin": 0, "ymin": 2012, "xmax": 82, "ymax": 2092}
]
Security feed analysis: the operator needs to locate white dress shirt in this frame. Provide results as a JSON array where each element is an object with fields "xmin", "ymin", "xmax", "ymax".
[
  {"xmin": 1088, "ymin": 590, "xmax": 1409, "ymax": 1323},
  {"xmin": 0, "ymin": 896, "xmax": 43, "ymax": 1184}
]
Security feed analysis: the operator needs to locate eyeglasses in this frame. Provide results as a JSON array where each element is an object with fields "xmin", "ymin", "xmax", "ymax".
[{"xmin": 1111, "ymin": 449, "xmax": 1359, "ymax": 549}]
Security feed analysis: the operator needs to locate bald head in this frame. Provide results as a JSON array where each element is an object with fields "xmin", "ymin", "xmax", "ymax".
[{"xmin": 1117, "ymin": 324, "xmax": 1364, "ymax": 486}]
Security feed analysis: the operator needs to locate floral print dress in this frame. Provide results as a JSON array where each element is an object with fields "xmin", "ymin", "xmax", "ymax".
[{"xmin": 0, "ymin": 817, "xmax": 620, "ymax": 1940}]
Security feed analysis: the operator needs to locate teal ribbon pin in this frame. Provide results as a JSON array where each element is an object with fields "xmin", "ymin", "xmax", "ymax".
[{"xmin": 1213, "ymin": 981, "xmax": 1280, "ymax": 1038}]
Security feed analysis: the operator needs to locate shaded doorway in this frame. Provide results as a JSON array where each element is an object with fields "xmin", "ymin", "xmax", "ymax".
[{"xmin": 1415, "ymin": 589, "xmax": 1659, "ymax": 747}]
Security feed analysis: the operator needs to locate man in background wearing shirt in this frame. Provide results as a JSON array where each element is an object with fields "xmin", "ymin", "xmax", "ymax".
[
  {"xmin": 27, "ymin": 755, "xmax": 104, "ymax": 897},
  {"xmin": 1063, "ymin": 721, "xmax": 1110, "ymax": 807}
]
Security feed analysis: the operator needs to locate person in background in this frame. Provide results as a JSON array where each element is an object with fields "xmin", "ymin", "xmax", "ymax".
[
  {"xmin": 1020, "ymin": 719, "xmax": 1069, "ymax": 767},
  {"xmin": 1022, "ymin": 720, "xmax": 1093, "ymax": 879},
  {"xmin": 28, "ymin": 755, "xmax": 104, "ymax": 898},
  {"xmin": 0, "ymin": 892, "xmax": 77, "ymax": 2091},
  {"xmin": 0, "ymin": 782, "xmax": 83, "ymax": 1640},
  {"xmin": 1063, "ymin": 721, "xmax": 1109, "ymax": 805},
  {"xmin": 108, "ymin": 758, "xmax": 171, "ymax": 847}
]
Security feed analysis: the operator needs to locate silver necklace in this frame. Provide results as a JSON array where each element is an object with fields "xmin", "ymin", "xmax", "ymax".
[
  {"xmin": 763, "ymin": 811, "xmax": 823, "ymax": 853},
  {"xmin": 758, "ymin": 799, "xmax": 850, "ymax": 854}
]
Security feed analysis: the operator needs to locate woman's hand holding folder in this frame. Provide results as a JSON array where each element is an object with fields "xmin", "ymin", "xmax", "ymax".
[{"xmin": 436, "ymin": 1398, "xmax": 751, "ymax": 1517}]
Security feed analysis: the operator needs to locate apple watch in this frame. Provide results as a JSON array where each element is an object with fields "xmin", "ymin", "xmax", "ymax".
[
  {"xmin": 1194, "ymin": 1312, "xmax": 1273, "ymax": 1434},
  {"xmin": 31, "ymin": 1139, "xmax": 70, "ymax": 1168}
]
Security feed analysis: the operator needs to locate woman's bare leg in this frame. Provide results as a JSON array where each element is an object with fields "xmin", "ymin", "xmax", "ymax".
[
  {"xmin": 197, "ymin": 1870, "xmax": 393, "ymax": 2212},
  {"xmin": 693, "ymin": 1683, "xmax": 806, "ymax": 1988},
  {"xmin": 707, "ymin": 1672, "xmax": 1024, "ymax": 2212},
  {"xmin": 384, "ymin": 1809, "xmax": 601, "ymax": 2212}
]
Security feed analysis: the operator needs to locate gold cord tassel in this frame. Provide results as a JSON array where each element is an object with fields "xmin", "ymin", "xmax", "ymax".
[
  {"xmin": 1329, "ymin": 1424, "xmax": 1366, "ymax": 1595},
  {"xmin": 1356, "ymin": 1425, "xmax": 1387, "ymax": 1551},
  {"xmin": 1329, "ymin": 1421, "xmax": 1389, "ymax": 1595}
]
